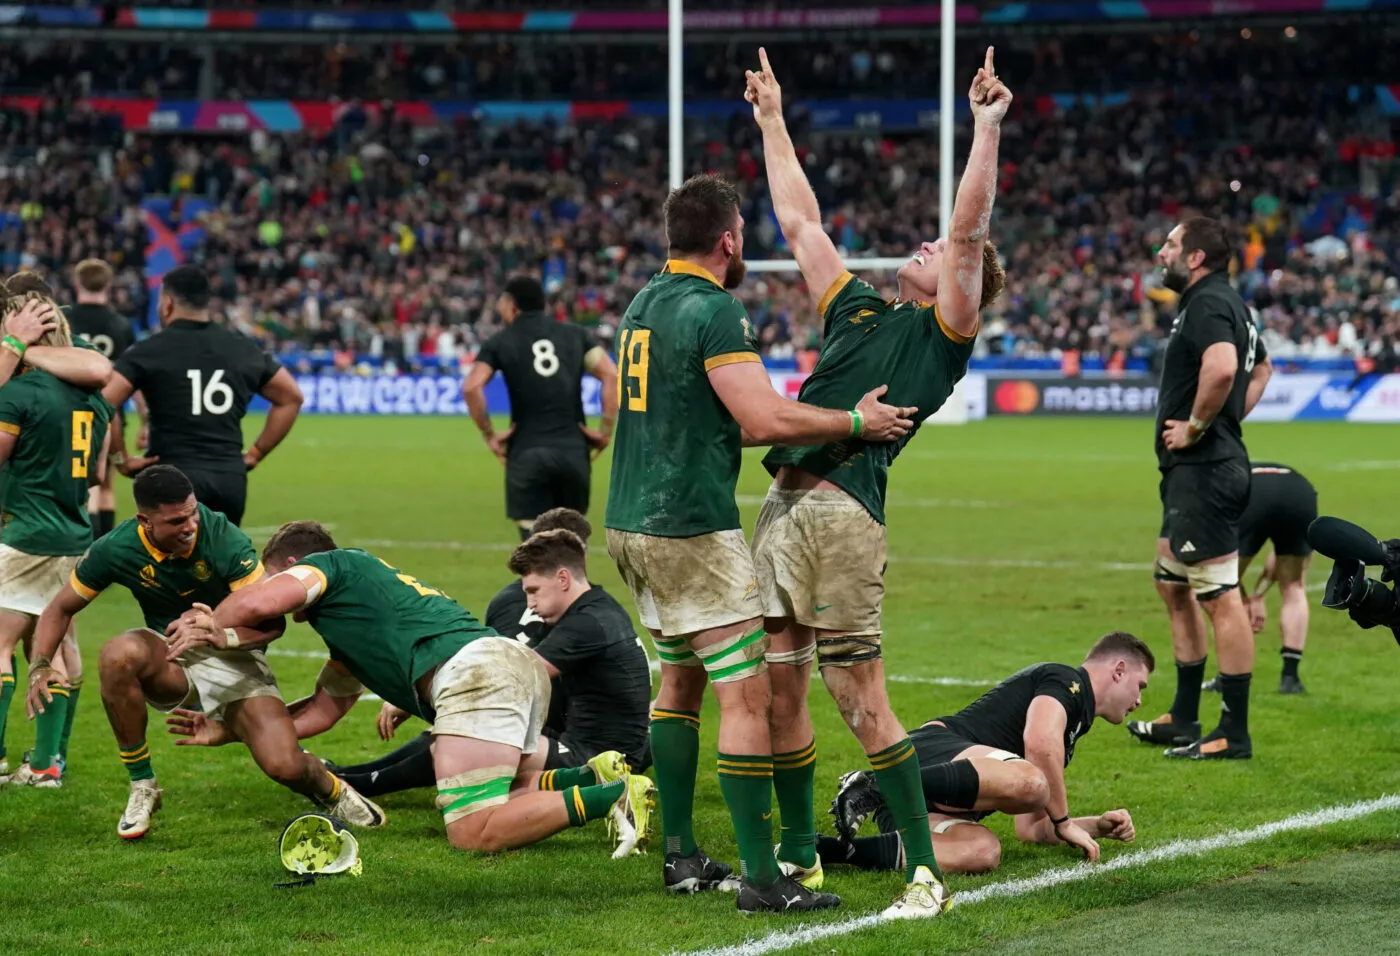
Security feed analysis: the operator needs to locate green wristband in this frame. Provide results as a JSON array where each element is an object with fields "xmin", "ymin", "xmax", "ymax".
[
  {"xmin": 849, "ymin": 410, "xmax": 863, "ymax": 437},
  {"xmin": 2, "ymin": 335, "xmax": 25, "ymax": 356}
]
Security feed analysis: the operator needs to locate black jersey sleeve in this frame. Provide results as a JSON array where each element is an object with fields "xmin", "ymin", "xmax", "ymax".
[
  {"xmin": 114, "ymin": 340, "xmax": 151, "ymax": 389},
  {"xmin": 1030, "ymin": 665, "xmax": 1086, "ymax": 720},
  {"xmin": 533, "ymin": 615, "xmax": 609, "ymax": 672},
  {"xmin": 1183, "ymin": 294, "xmax": 1239, "ymax": 354},
  {"xmin": 474, "ymin": 334, "xmax": 503, "ymax": 372}
]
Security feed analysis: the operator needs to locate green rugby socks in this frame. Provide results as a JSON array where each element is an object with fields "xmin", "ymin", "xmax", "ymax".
[
  {"xmin": 717, "ymin": 752, "xmax": 780, "ymax": 887},
  {"xmin": 869, "ymin": 737, "xmax": 942, "ymax": 883},
  {"xmin": 773, "ymin": 740, "xmax": 818, "ymax": 869},
  {"xmin": 650, "ymin": 708, "xmax": 701, "ymax": 856}
]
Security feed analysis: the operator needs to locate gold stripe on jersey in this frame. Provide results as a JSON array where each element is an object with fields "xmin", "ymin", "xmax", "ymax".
[
  {"xmin": 703, "ymin": 352, "xmax": 762, "ymax": 372},
  {"xmin": 934, "ymin": 301, "xmax": 978, "ymax": 345},
  {"xmin": 0, "ymin": 421, "xmax": 19, "ymax": 436},
  {"xmin": 69, "ymin": 571, "xmax": 101, "ymax": 601},
  {"xmin": 818, "ymin": 272, "xmax": 856, "ymax": 318},
  {"xmin": 229, "ymin": 561, "xmax": 265, "ymax": 592},
  {"xmin": 663, "ymin": 259, "xmax": 723, "ymax": 288}
]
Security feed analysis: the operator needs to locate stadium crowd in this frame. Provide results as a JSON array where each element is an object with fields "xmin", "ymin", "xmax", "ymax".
[
  {"xmin": 1, "ymin": 35, "xmax": 1398, "ymax": 372},
  {"xmin": 5, "ymin": 27, "xmax": 1397, "ymax": 103}
]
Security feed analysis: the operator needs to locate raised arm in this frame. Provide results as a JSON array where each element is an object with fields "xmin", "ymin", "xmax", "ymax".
[
  {"xmin": 939, "ymin": 48, "xmax": 1012, "ymax": 339},
  {"xmin": 246, "ymin": 367, "xmax": 304, "ymax": 471},
  {"xmin": 1020, "ymin": 695, "xmax": 1101, "ymax": 861},
  {"xmin": 746, "ymin": 48, "xmax": 847, "ymax": 311}
]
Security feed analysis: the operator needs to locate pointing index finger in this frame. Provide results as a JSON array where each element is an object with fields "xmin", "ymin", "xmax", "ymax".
[
  {"xmin": 759, "ymin": 47, "xmax": 772, "ymax": 78},
  {"xmin": 984, "ymin": 46, "xmax": 995, "ymax": 76}
]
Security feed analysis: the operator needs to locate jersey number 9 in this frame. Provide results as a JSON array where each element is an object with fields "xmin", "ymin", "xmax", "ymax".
[
  {"xmin": 616, "ymin": 328, "xmax": 650, "ymax": 412},
  {"xmin": 71, "ymin": 410, "xmax": 94, "ymax": 479},
  {"xmin": 187, "ymin": 369, "xmax": 235, "ymax": 416}
]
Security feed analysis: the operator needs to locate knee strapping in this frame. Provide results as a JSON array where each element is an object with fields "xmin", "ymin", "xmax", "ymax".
[
  {"xmin": 695, "ymin": 627, "xmax": 768, "ymax": 683},
  {"xmin": 1187, "ymin": 560, "xmax": 1239, "ymax": 601},
  {"xmin": 652, "ymin": 635, "xmax": 701, "ymax": 668},
  {"xmin": 765, "ymin": 643, "xmax": 816, "ymax": 667},
  {"xmin": 920, "ymin": 758, "xmax": 980, "ymax": 811},
  {"xmin": 436, "ymin": 766, "xmax": 514, "ymax": 825},
  {"xmin": 816, "ymin": 634, "xmax": 882, "ymax": 668}
]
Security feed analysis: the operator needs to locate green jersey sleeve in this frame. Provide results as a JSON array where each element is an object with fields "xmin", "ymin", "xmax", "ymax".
[
  {"xmin": 696, "ymin": 298, "xmax": 762, "ymax": 373},
  {"xmin": 816, "ymin": 272, "xmax": 886, "ymax": 339},
  {"xmin": 205, "ymin": 510, "xmax": 263, "ymax": 590},
  {"xmin": 71, "ymin": 534, "xmax": 116, "ymax": 600},
  {"xmin": 292, "ymin": 550, "xmax": 341, "ymax": 605},
  {"xmin": 0, "ymin": 376, "xmax": 34, "ymax": 438}
]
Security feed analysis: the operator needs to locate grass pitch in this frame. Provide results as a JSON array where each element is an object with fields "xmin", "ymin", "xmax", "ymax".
[{"xmin": 3, "ymin": 416, "xmax": 1399, "ymax": 955}]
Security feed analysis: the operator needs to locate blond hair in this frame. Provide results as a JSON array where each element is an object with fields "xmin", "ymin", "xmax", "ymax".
[{"xmin": 3, "ymin": 271, "xmax": 71, "ymax": 348}]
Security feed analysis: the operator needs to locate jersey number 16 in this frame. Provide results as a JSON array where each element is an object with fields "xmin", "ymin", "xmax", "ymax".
[{"xmin": 187, "ymin": 369, "xmax": 235, "ymax": 416}]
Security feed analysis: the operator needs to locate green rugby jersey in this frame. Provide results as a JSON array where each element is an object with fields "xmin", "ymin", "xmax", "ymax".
[
  {"xmin": 71, "ymin": 504, "xmax": 263, "ymax": 631},
  {"xmin": 294, "ymin": 549, "xmax": 495, "ymax": 721},
  {"xmin": 0, "ymin": 370, "xmax": 113, "ymax": 556},
  {"xmin": 605, "ymin": 260, "xmax": 761, "ymax": 537},
  {"xmin": 763, "ymin": 271, "xmax": 976, "ymax": 525}
]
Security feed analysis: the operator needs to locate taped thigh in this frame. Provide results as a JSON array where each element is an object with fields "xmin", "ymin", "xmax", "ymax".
[
  {"xmin": 816, "ymin": 633, "xmax": 882, "ymax": 668},
  {"xmin": 694, "ymin": 626, "xmax": 769, "ymax": 684},
  {"xmin": 436, "ymin": 766, "xmax": 515, "ymax": 825},
  {"xmin": 932, "ymin": 817, "xmax": 982, "ymax": 835},
  {"xmin": 1154, "ymin": 555, "xmax": 1190, "ymax": 585},
  {"xmin": 1188, "ymin": 559, "xmax": 1239, "ymax": 602},
  {"xmin": 765, "ymin": 643, "xmax": 816, "ymax": 667},
  {"xmin": 652, "ymin": 634, "xmax": 702, "ymax": 668}
]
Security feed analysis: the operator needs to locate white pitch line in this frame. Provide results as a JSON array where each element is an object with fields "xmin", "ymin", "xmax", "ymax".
[
  {"xmin": 676, "ymin": 793, "xmax": 1400, "ymax": 956},
  {"xmin": 1323, "ymin": 459, "xmax": 1400, "ymax": 472},
  {"xmin": 736, "ymin": 495, "xmax": 1003, "ymax": 509}
]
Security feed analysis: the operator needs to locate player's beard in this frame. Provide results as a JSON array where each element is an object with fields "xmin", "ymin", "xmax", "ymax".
[
  {"xmin": 1162, "ymin": 260, "xmax": 1191, "ymax": 293},
  {"xmin": 723, "ymin": 253, "xmax": 747, "ymax": 290}
]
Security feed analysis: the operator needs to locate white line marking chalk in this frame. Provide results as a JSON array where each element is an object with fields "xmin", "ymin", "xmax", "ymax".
[{"xmin": 676, "ymin": 793, "xmax": 1400, "ymax": 956}]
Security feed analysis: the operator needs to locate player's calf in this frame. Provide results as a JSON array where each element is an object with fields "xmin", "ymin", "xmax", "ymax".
[{"xmin": 932, "ymin": 819, "xmax": 1002, "ymax": 874}]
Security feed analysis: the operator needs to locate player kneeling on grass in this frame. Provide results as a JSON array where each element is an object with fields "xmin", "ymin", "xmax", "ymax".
[
  {"xmin": 821, "ymin": 632, "xmax": 1151, "ymax": 875},
  {"xmin": 325, "ymin": 508, "xmax": 652, "ymax": 799},
  {"xmin": 24, "ymin": 466, "xmax": 385, "ymax": 839},
  {"xmin": 163, "ymin": 520, "xmax": 655, "ymax": 856}
]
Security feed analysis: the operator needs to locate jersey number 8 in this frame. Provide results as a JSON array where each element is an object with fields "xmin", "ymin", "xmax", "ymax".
[
  {"xmin": 532, "ymin": 340, "xmax": 560, "ymax": 377},
  {"xmin": 187, "ymin": 369, "xmax": 235, "ymax": 416},
  {"xmin": 615, "ymin": 328, "xmax": 650, "ymax": 412}
]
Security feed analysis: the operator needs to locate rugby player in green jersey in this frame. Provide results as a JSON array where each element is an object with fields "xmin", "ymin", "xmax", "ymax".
[
  {"xmin": 0, "ymin": 288, "xmax": 113, "ymax": 789},
  {"xmin": 605, "ymin": 174, "xmax": 917, "ymax": 913},
  {"xmin": 161, "ymin": 521, "xmax": 654, "ymax": 856},
  {"xmin": 743, "ymin": 48, "xmax": 1011, "ymax": 917},
  {"xmin": 25, "ymin": 467, "xmax": 385, "ymax": 839}
]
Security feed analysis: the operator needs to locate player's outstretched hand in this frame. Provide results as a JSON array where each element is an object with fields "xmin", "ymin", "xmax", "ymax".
[
  {"xmin": 580, "ymin": 423, "xmax": 611, "ymax": 460},
  {"xmin": 855, "ymin": 385, "xmax": 917, "ymax": 442},
  {"xmin": 1097, "ymin": 808, "xmax": 1135, "ymax": 843},
  {"xmin": 4, "ymin": 298, "xmax": 57, "ymax": 348},
  {"xmin": 164, "ymin": 603, "xmax": 224, "ymax": 661},
  {"xmin": 23, "ymin": 665, "xmax": 66, "ymax": 719},
  {"xmin": 487, "ymin": 425, "xmax": 515, "ymax": 466},
  {"xmin": 744, "ymin": 47, "xmax": 784, "ymax": 126},
  {"xmin": 115, "ymin": 453, "xmax": 160, "ymax": 478},
  {"xmin": 1056, "ymin": 819, "xmax": 1102, "ymax": 861},
  {"xmin": 376, "ymin": 701, "xmax": 411, "ymax": 741},
  {"xmin": 167, "ymin": 707, "xmax": 234, "ymax": 747},
  {"xmin": 969, "ymin": 46, "xmax": 1012, "ymax": 128}
]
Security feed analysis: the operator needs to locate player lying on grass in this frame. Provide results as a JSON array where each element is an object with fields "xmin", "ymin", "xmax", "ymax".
[
  {"xmin": 821, "ymin": 632, "xmax": 1150, "ymax": 875},
  {"xmin": 25, "ymin": 466, "xmax": 386, "ymax": 838},
  {"xmin": 0, "ymin": 283, "xmax": 113, "ymax": 788},
  {"xmin": 325, "ymin": 509, "xmax": 652, "ymax": 798},
  {"xmin": 163, "ymin": 520, "xmax": 655, "ymax": 856},
  {"xmin": 741, "ymin": 47, "xmax": 1010, "ymax": 916}
]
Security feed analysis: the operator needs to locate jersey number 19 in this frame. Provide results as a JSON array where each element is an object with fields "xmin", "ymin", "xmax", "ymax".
[
  {"xmin": 616, "ymin": 329, "xmax": 650, "ymax": 412},
  {"xmin": 187, "ymin": 369, "xmax": 235, "ymax": 415},
  {"xmin": 71, "ymin": 410, "xmax": 94, "ymax": 478}
]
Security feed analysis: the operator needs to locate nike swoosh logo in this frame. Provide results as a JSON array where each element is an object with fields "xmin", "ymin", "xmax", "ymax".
[
  {"xmin": 178, "ymin": 589, "xmax": 195, "ymax": 596},
  {"xmin": 761, "ymin": 812, "xmax": 772, "ymax": 821},
  {"xmin": 812, "ymin": 604, "xmax": 833, "ymax": 613}
]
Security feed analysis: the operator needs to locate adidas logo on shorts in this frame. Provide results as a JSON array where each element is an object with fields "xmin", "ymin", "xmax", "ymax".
[{"xmin": 1180, "ymin": 541, "xmax": 1197, "ymax": 553}]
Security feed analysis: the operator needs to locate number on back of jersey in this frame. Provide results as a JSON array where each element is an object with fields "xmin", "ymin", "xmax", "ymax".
[
  {"xmin": 187, "ymin": 369, "xmax": 235, "ymax": 415},
  {"xmin": 532, "ymin": 340, "xmax": 560, "ymax": 377}
]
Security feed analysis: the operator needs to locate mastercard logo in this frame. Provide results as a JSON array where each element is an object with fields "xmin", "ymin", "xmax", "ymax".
[{"xmin": 993, "ymin": 380, "xmax": 1040, "ymax": 414}]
